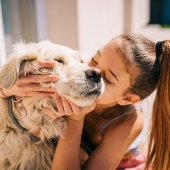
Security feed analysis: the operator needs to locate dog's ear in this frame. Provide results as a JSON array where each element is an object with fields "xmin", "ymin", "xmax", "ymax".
[
  {"xmin": 0, "ymin": 57, "xmax": 21, "ymax": 89},
  {"xmin": 0, "ymin": 42, "xmax": 39, "ymax": 89}
]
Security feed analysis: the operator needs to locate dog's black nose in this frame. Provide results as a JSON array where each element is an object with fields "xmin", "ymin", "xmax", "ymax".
[{"xmin": 85, "ymin": 69, "xmax": 101, "ymax": 83}]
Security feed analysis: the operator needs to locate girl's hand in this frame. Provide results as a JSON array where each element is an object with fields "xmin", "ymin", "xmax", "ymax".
[
  {"xmin": 55, "ymin": 92, "xmax": 96, "ymax": 120},
  {"xmin": 1, "ymin": 61, "xmax": 59, "ymax": 98}
]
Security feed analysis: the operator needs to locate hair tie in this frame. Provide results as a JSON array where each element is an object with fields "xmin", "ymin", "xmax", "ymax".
[{"xmin": 156, "ymin": 41, "xmax": 162, "ymax": 55}]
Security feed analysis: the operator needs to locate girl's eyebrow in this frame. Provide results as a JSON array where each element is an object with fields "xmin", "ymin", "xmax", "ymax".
[
  {"xmin": 109, "ymin": 69, "xmax": 119, "ymax": 82},
  {"xmin": 97, "ymin": 50, "xmax": 101, "ymax": 57},
  {"xmin": 98, "ymin": 50, "xmax": 119, "ymax": 82}
]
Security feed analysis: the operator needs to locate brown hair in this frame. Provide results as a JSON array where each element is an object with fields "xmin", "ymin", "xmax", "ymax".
[
  {"xmin": 146, "ymin": 40, "xmax": 170, "ymax": 170},
  {"xmin": 115, "ymin": 34, "xmax": 159, "ymax": 99},
  {"xmin": 114, "ymin": 34, "xmax": 170, "ymax": 170}
]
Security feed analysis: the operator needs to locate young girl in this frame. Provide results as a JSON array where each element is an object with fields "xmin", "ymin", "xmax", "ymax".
[{"xmin": 1, "ymin": 33, "xmax": 169, "ymax": 170}]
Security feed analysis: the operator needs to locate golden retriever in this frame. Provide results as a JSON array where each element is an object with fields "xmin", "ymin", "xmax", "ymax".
[{"xmin": 0, "ymin": 41, "xmax": 104, "ymax": 170}]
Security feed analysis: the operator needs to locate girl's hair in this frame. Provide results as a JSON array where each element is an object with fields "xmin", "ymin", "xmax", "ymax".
[{"xmin": 114, "ymin": 33, "xmax": 170, "ymax": 170}]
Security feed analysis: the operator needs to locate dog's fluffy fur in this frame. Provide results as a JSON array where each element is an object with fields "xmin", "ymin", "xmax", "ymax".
[{"xmin": 0, "ymin": 41, "xmax": 104, "ymax": 170}]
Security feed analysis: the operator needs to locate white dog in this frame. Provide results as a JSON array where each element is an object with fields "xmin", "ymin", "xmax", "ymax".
[{"xmin": 0, "ymin": 41, "xmax": 104, "ymax": 170}]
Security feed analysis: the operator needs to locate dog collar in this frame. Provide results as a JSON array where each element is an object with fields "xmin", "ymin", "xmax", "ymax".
[{"xmin": 8, "ymin": 97, "xmax": 41, "ymax": 143}]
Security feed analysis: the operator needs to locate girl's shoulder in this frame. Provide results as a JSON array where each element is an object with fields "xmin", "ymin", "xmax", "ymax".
[{"xmin": 100, "ymin": 103, "xmax": 143, "ymax": 135}]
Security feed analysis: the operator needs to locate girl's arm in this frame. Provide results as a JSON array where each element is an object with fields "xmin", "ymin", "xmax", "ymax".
[
  {"xmin": 51, "ymin": 94, "xmax": 96, "ymax": 170},
  {"xmin": 52, "ymin": 118, "xmax": 84, "ymax": 170},
  {"xmin": 52, "ymin": 94, "xmax": 143, "ymax": 170}
]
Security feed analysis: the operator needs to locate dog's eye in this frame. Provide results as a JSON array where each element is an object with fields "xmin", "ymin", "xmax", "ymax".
[{"xmin": 55, "ymin": 59, "xmax": 64, "ymax": 64}]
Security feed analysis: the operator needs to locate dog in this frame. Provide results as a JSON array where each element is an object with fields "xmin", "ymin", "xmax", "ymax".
[{"xmin": 0, "ymin": 41, "xmax": 105, "ymax": 170}]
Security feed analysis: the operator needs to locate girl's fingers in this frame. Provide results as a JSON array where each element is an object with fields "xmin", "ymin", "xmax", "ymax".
[
  {"xmin": 13, "ymin": 82, "xmax": 57, "ymax": 94},
  {"xmin": 55, "ymin": 93, "xmax": 65, "ymax": 116},
  {"xmin": 9, "ymin": 88, "xmax": 55, "ymax": 98},
  {"xmin": 21, "ymin": 74, "xmax": 59, "ymax": 83},
  {"xmin": 55, "ymin": 93, "xmax": 81, "ymax": 116},
  {"xmin": 27, "ymin": 83, "xmax": 56, "ymax": 92},
  {"xmin": 46, "ymin": 108, "xmax": 58, "ymax": 119},
  {"xmin": 61, "ymin": 97, "xmax": 73, "ymax": 115},
  {"xmin": 23, "ymin": 91, "xmax": 55, "ymax": 98},
  {"xmin": 69, "ymin": 101, "xmax": 81, "ymax": 115},
  {"xmin": 38, "ymin": 61, "xmax": 57, "ymax": 68},
  {"xmin": 55, "ymin": 93, "xmax": 96, "ymax": 117},
  {"xmin": 14, "ymin": 75, "xmax": 59, "ymax": 95}
]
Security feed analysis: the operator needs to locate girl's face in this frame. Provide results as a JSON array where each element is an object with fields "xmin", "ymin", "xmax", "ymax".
[{"xmin": 88, "ymin": 41, "xmax": 132, "ymax": 108}]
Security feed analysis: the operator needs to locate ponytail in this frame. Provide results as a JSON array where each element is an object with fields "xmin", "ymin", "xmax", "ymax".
[
  {"xmin": 115, "ymin": 34, "xmax": 170, "ymax": 169},
  {"xmin": 146, "ymin": 41, "xmax": 170, "ymax": 170}
]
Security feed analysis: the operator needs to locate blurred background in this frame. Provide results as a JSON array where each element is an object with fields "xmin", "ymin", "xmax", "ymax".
[
  {"xmin": 1, "ymin": 0, "xmax": 170, "ymax": 61},
  {"xmin": 0, "ymin": 0, "xmax": 170, "ymax": 145}
]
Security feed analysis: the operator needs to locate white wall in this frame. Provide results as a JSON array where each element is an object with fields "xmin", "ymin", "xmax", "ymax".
[
  {"xmin": 46, "ymin": 0, "xmax": 79, "ymax": 49},
  {"xmin": 77, "ymin": 0, "xmax": 124, "ymax": 56},
  {"xmin": 0, "ymin": 1, "xmax": 6, "ymax": 67}
]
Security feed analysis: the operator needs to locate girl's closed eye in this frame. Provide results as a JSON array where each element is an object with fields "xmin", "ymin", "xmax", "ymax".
[
  {"xmin": 102, "ymin": 73, "xmax": 112, "ymax": 84},
  {"xmin": 91, "ymin": 57, "xmax": 97, "ymax": 65}
]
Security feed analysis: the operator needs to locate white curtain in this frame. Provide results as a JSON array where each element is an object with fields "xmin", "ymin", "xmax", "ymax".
[{"xmin": 0, "ymin": 1, "xmax": 6, "ymax": 67}]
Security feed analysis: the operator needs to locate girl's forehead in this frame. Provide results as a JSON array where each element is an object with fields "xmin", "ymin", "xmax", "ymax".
[
  {"xmin": 100, "ymin": 40, "xmax": 122, "ymax": 55},
  {"xmin": 100, "ymin": 42, "xmax": 124, "ymax": 63},
  {"xmin": 100, "ymin": 41, "xmax": 139, "ymax": 85},
  {"xmin": 99, "ymin": 46, "xmax": 129, "ymax": 76}
]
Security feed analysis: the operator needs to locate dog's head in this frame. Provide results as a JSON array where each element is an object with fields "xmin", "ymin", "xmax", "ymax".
[{"xmin": 0, "ymin": 41, "xmax": 105, "ymax": 107}]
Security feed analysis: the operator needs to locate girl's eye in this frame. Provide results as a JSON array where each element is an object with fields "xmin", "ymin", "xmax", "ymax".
[
  {"xmin": 102, "ymin": 73, "xmax": 111, "ymax": 84},
  {"xmin": 91, "ymin": 58, "xmax": 97, "ymax": 65},
  {"xmin": 104, "ymin": 77, "xmax": 111, "ymax": 84}
]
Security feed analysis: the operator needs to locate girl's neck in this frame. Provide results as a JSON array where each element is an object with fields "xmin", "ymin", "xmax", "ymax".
[{"xmin": 93, "ymin": 104, "xmax": 116, "ymax": 116}]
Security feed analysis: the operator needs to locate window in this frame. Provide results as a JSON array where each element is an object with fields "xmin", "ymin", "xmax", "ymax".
[{"xmin": 150, "ymin": 0, "xmax": 170, "ymax": 27}]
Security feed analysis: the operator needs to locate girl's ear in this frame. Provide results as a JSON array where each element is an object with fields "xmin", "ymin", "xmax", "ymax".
[{"xmin": 117, "ymin": 93, "xmax": 140, "ymax": 105}]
